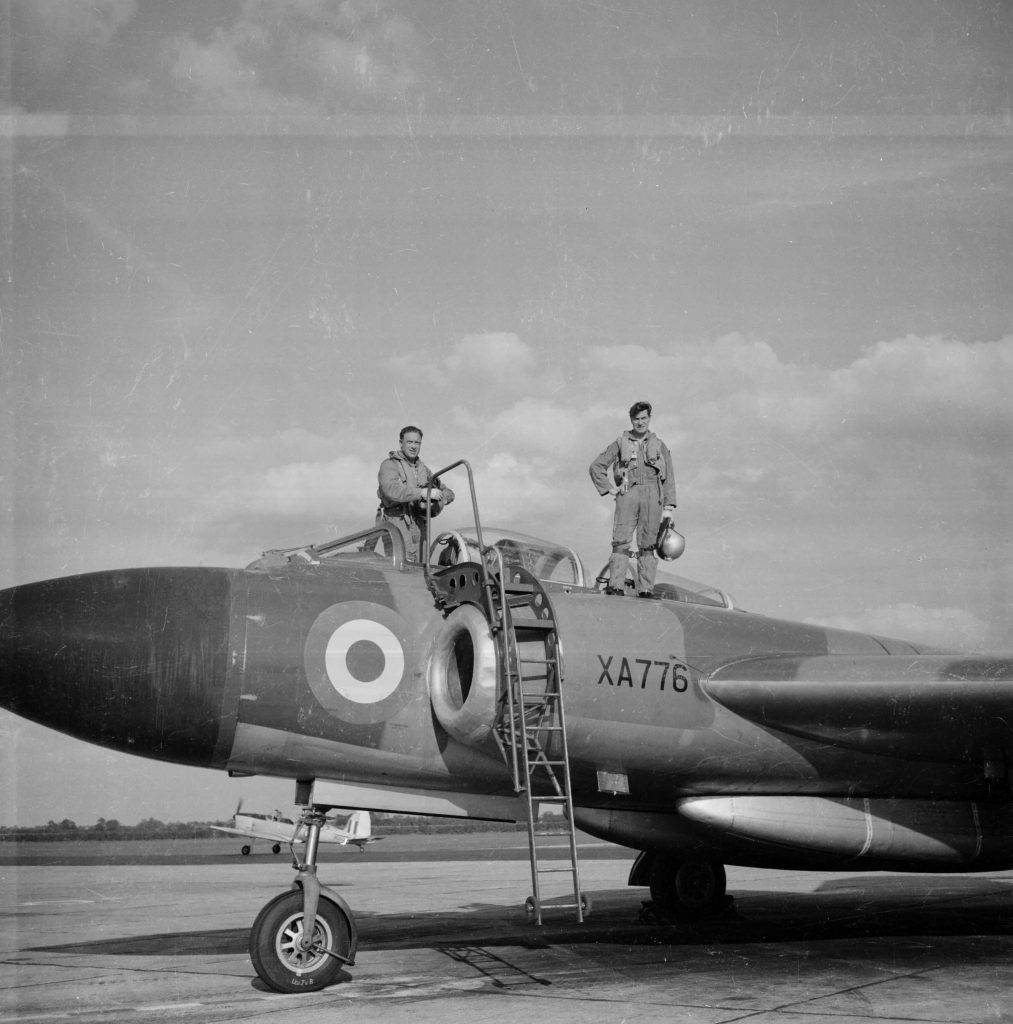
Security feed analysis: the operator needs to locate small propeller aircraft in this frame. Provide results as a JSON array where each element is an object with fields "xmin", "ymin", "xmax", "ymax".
[
  {"xmin": 210, "ymin": 801, "xmax": 378, "ymax": 855},
  {"xmin": 2, "ymin": 460, "xmax": 1012, "ymax": 994}
]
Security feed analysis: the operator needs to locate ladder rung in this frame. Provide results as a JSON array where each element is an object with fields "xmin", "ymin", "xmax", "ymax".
[{"xmin": 497, "ymin": 577, "xmax": 584, "ymax": 924}]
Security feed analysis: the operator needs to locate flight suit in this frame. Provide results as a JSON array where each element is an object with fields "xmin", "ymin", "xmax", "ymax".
[
  {"xmin": 377, "ymin": 451, "xmax": 455, "ymax": 562},
  {"xmin": 589, "ymin": 431, "xmax": 676, "ymax": 594}
]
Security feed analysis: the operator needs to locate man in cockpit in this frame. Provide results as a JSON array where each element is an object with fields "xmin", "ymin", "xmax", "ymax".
[
  {"xmin": 377, "ymin": 426, "xmax": 455, "ymax": 562},
  {"xmin": 589, "ymin": 401, "xmax": 676, "ymax": 597}
]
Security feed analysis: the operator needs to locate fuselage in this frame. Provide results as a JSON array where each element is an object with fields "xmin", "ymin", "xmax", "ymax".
[{"xmin": 3, "ymin": 530, "xmax": 1013, "ymax": 872}]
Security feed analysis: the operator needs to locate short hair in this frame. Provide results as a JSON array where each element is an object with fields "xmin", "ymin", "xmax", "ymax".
[
  {"xmin": 628, "ymin": 401, "xmax": 652, "ymax": 420},
  {"xmin": 399, "ymin": 425, "xmax": 423, "ymax": 441}
]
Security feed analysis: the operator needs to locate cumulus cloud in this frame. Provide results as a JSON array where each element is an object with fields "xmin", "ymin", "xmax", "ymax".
[
  {"xmin": 391, "ymin": 333, "xmax": 562, "ymax": 398},
  {"xmin": 576, "ymin": 333, "xmax": 1013, "ymax": 514},
  {"xmin": 192, "ymin": 428, "xmax": 377, "ymax": 524},
  {"xmin": 248, "ymin": 453, "xmax": 375, "ymax": 516},
  {"xmin": 449, "ymin": 396, "xmax": 589, "ymax": 459},
  {"xmin": 161, "ymin": 0, "xmax": 431, "ymax": 114},
  {"xmin": 12, "ymin": 1, "xmax": 1012, "ymax": 117},
  {"xmin": 408, "ymin": 330, "xmax": 1009, "ymax": 645},
  {"xmin": 447, "ymin": 333, "xmax": 536, "ymax": 378},
  {"xmin": 11, "ymin": 0, "xmax": 434, "ymax": 114},
  {"xmin": 40, "ymin": 325, "xmax": 1008, "ymax": 647},
  {"xmin": 388, "ymin": 332, "xmax": 1013, "ymax": 556}
]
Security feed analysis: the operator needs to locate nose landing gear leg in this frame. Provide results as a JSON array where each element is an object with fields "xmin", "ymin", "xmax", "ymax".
[{"xmin": 249, "ymin": 805, "xmax": 359, "ymax": 993}]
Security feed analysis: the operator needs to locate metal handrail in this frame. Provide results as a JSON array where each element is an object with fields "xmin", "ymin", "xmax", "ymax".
[{"xmin": 422, "ymin": 459, "xmax": 502, "ymax": 626}]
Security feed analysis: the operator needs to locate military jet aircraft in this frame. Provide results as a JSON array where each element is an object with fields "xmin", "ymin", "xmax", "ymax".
[
  {"xmin": 1, "ymin": 459, "xmax": 1011, "ymax": 994},
  {"xmin": 210, "ymin": 801, "xmax": 378, "ymax": 855}
]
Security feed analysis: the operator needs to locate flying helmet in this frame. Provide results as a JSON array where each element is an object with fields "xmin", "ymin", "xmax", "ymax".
[{"xmin": 656, "ymin": 522, "xmax": 686, "ymax": 561}]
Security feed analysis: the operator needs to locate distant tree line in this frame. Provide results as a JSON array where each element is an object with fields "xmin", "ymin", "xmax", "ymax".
[
  {"xmin": 0, "ymin": 814, "xmax": 528, "ymax": 841},
  {"xmin": 0, "ymin": 818, "xmax": 220, "ymax": 842}
]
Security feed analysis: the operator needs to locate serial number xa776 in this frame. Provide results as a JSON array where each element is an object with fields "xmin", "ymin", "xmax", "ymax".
[{"xmin": 596, "ymin": 654, "xmax": 690, "ymax": 692}]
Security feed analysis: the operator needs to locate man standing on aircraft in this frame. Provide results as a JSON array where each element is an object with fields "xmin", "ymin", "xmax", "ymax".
[
  {"xmin": 377, "ymin": 426, "xmax": 455, "ymax": 562},
  {"xmin": 589, "ymin": 401, "xmax": 676, "ymax": 597}
]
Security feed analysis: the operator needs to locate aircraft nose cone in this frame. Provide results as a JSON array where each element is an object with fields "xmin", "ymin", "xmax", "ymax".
[{"xmin": 0, "ymin": 568, "xmax": 237, "ymax": 768}]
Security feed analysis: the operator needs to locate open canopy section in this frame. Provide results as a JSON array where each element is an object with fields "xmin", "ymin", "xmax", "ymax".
[
  {"xmin": 249, "ymin": 519, "xmax": 733, "ymax": 609},
  {"xmin": 460, "ymin": 528, "xmax": 585, "ymax": 588},
  {"xmin": 652, "ymin": 567, "xmax": 735, "ymax": 609}
]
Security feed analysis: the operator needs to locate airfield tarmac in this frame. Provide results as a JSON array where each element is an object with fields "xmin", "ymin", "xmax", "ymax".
[{"xmin": 2, "ymin": 832, "xmax": 1012, "ymax": 1024}]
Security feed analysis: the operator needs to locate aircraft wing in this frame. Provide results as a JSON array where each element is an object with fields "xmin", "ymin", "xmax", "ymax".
[
  {"xmin": 210, "ymin": 822, "xmax": 298, "ymax": 843},
  {"xmin": 209, "ymin": 825, "xmax": 253, "ymax": 838},
  {"xmin": 705, "ymin": 654, "xmax": 1013, "ymax": 761}
]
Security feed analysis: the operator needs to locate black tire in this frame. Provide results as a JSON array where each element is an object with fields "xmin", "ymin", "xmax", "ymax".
[
  {"xmin": 250, "ymin": 890, "xmax": 352, "ymax": 993},
  {"xmin": 649, "ymin": 856, "xmax": 726, "ymax": 920},
  {"xmin": 272, "ymin": 843, "xmax": 281, "ymax": 855},
  {"xmin": 241, "ymin": 845, "xmax": 251, "ymax": 856}
]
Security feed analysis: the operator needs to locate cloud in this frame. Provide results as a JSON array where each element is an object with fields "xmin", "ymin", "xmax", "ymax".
[
  {"xmin": 447, "ymin": 333, "xmax": 536, "ymax": 378},
  {"xmin": 391, "ymin": 333, "xmax": 555, "ymax": 397},
  {"xmin": 12, "ymin": 1, "xmax": 1013, "ymax": 118},
  {"xmin": 347, "ymin": 332, "xmax": 1013, "ymax": 587},
  {"xmin": 463, "ymin": 331, "xmax": 1010, "ymax": 644},
  {"xmin": 9, "ymin": 321, "xmax": 1010, "ymax": 647},
  {"xmin": 832, "ymin": 334, "xmax": 1013, "ymax": 438},
  {"xmin": 243, "ymin": 454, "xmax": 375, "ymax": 517},
  {"xmin": 189, "ymin": 428, "xmax": 379, "ymax": 525},
  {"xmin": 449, "ymin": 396, "xmax": 587, "ymax": 457},
  {"xmin": 159, "ymin": 0, "xmax": 430, "ymax": 115},
  {"xmin": 573, "ymin": 333, "xmax": 1013, "ymax": 515}
]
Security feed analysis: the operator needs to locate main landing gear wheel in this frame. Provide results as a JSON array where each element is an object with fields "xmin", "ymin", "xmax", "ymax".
[
  {"xmin": 249, "ymin": 890, "xmax": 352, "ymax": 993},
  {"xmin": 272, "ymin": 843, "xmax": 282, "ymax": 855},
  {"xmin": 649, "ymin": 857, "xmax": 726, "ymax": 920}
]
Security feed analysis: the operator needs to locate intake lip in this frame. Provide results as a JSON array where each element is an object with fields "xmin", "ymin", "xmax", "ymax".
[{"xmin": 0, "ymin": 567, "xmax": 236, "ymax": 768}]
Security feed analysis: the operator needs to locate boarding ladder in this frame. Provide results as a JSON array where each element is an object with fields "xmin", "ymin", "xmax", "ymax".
[
  {"xmin": 492, "ymin": 563, "xmax": 586, "ymax": 923},
  {"xmin": 423, "ymin": 461, "xmax": 585, "ymax": 925}
]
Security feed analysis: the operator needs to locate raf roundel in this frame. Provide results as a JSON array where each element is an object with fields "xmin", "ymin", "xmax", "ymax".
[
  {"xmin": 304, "ymin": 601, "xmax": 414, "ymax": 725},
  {"xmin": 325, "ymin": 619, "xmax": 404, "ymax": 703}
]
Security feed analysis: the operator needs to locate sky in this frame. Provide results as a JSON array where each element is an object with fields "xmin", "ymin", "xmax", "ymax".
[{"xmin": 1, "ymin": 0, "xmax": 1012, "ymax": 827}]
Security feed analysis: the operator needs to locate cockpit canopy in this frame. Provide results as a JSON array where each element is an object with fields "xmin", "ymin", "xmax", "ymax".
[
  {"xmin": 459, "ymin": 528, "xmax": 584, "ymax": 587},
  {"xmin": 250, "ymin": 520, "xmax": 733, "ymax": 608}
]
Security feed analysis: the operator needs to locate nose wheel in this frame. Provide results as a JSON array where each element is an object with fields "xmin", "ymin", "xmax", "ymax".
[
  {"xmin": 248, "ymin": 805, "xmax": 358, "ymax": 993},
  {"xmin": 250, "ymin": 889, "xmax": 352, "ymax": 993}
]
